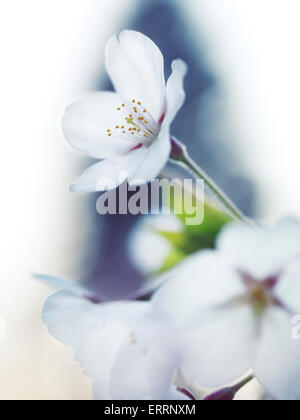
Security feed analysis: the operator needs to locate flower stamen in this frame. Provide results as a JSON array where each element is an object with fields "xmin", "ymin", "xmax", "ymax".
[{"xmin": 107, "ymin": 99, "xmax": 162, "ymax": 143}]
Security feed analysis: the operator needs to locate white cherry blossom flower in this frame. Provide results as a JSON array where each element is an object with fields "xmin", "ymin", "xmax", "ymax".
[
  {"xmin": 39, "ymin": 275, "xmax": 188, "ymax": 400},
  {"xmin": 62, "ymin": 30, "xmax": 187, "ymax": 193},
  {"xmin": 152, "ymin": 219, "xmax": 300, "ymax": 400}
]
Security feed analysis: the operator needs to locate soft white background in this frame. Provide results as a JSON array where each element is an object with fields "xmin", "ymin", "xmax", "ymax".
[{"xmin": 0, "ymin": 0, "xmax": 299, "ymax": 399}]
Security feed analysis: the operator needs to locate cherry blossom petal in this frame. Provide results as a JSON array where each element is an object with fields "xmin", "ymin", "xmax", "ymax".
[
  {"xmin": 80, "ymin": 320, "xmax": 130, "ymax": 400},
  {"xmin": 216, "ymin": 219, "xmax": 300, "ymax": 279},
  {"xmin": 128, "ymin": 125, "xmax": 171, "ymax": 186},
  {"xmin": 165, "ymin": 59, "xmax": 188, "ymax": 125},
  {"xmin": 152, "ymin": 251, "xmax": 246, "ymax": 327},
  {"xmin": 70, "ymin": 146, "xmax": 148, "ymax": 193},
  {"xmin": 42, "ymin": 290, "xmax": 94, "ymax": 347},
  {"xmin": 51, "ymin": 298, "xmax": 130, "ymax": 400},
  {"xmin": 275, "ymin": 259, "xmax": 300, "ymax": 314},
  {"xmin": 181, "ymin": 305, "xmax": 255, "ymax": 388},
  {"xmin": 35, "ymin": 274, "xmax": 89, "ymax": 297},
  {"xmin": 43, "ymin": 291, "xmax": 178, "ymax": 400},
  {"xmin": 105, "ymin": 31, "xmax": 165, "ymax": 121},
  {"xmin": 62, "ymin": 92, "xmax": 135, "ymax": 159},
  {"xmin": 110, "ymin": 309, "xmax": 179, "ymax": 400},
  {"xmin": 75, "ymin": 302, "xmax": 157, "ymax": 399},
  {"xmin": 254, "ymin": 307, "xmax": 300, "ymax": 400}
]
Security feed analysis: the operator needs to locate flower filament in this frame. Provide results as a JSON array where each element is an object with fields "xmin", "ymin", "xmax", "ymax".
[{"xmin": 107, "ymin": 99, "xmax": 161, "ymax": 144}]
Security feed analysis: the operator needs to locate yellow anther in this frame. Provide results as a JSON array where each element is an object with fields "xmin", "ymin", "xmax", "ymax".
[{"xmin": 108, "ymin": 100, "xmax": 157, "ymax": 141}]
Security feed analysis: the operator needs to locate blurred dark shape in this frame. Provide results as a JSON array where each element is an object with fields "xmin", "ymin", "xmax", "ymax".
[{"xmin": 83, "ymin": 0, "xmax": 256, "ymax": 299}]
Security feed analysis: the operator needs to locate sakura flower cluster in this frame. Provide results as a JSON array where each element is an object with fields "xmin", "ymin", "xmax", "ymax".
[{"xmin": 40, "ymin": 30, "xmax": 300, "ymax": 401}]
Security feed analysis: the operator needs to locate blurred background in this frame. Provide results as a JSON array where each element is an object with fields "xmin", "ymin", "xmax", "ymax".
[{"xmin": 0, "ymin": 0, "xmax": 300, "ymax": 400}]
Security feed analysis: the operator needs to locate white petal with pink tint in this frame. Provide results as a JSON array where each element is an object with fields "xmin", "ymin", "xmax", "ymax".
[
  {"xmin": 217, "ymin": 219, "xmax": 300, "ymax": 279},
  {"xmin": 62, "ymin": 92, "xmax": 134, "ymax": 159},
  {"xmin": 165, "ymin": 59, "xmax": 188, "ymax": 124},
  {"xmin": 181, "ymin": 305, "xmax": 255, "ymax": 387},
  {"xmin": 152, "ymin": 251, "xmax": 246, "ymax": 327},
  {"xmin": 70, "ymin": 146, "xmax": 148, "ymax": 193},
  {"xmin": 254, "ymin": 307, "xmax": 300, "ymax": 400},
  {"xmin": 105, "ymin": 30, "xmax": 166, "ymax": 121}
]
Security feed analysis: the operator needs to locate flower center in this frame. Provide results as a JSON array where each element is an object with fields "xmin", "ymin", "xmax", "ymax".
[
  {"xmin": 107, "ymin": 99, "xmax": 161, "ymax": 144},
  {"xmin": 248, "ymin": 284, "xmax": 271, "ymax": 317},
  {"xmin": 239, "ymin": 271, "xmax": 278, "ymax": 317}
]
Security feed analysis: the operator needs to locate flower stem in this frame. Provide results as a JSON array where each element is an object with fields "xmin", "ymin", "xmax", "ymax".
[{"xmin": 170, "ymin": 137, "xmax": 253, "ymax": 226}]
